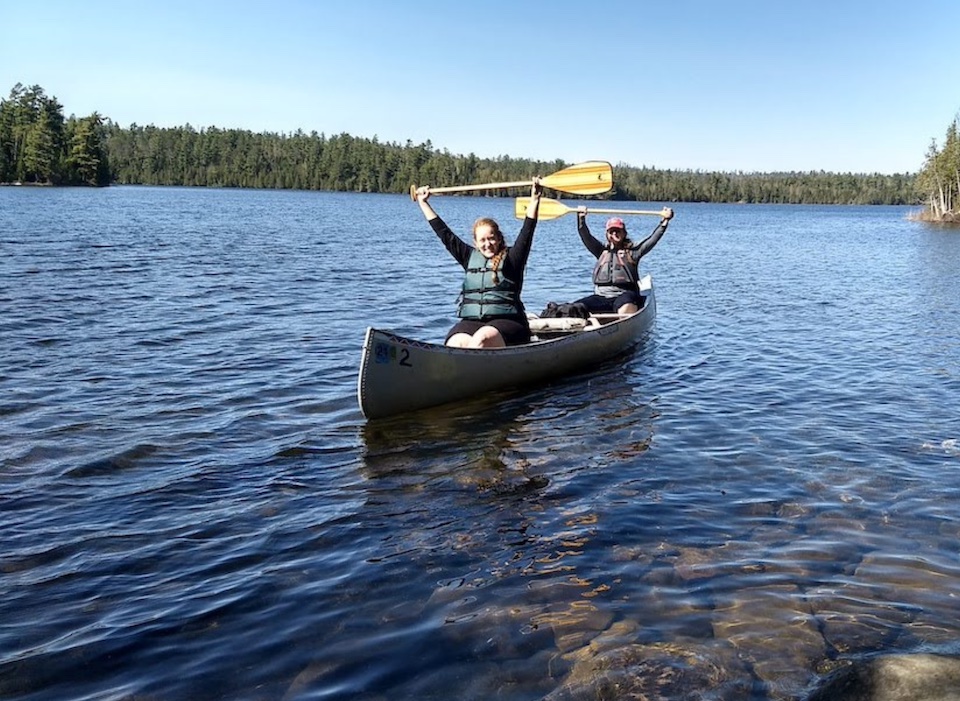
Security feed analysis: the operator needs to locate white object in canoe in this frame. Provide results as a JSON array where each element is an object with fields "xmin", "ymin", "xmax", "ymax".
[{"xmin": 357, "ymin": 276, "xmax": 656, "ymax": 419}]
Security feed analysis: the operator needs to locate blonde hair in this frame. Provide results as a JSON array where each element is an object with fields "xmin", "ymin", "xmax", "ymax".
[{"xmin": 473, "ymin": 217, "xmax": 507, "ymax": 284}]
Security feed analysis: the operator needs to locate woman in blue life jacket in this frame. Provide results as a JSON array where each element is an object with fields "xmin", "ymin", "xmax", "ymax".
[
  {"xmin": 573, "ymin": 206, "xmax": 674, "ymax": 315},
  {"xmin": 414, "ymin": 178, "xmax": 542, "ymax": 348}
]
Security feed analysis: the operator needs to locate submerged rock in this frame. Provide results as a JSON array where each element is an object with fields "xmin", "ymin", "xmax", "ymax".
[
  {"xmin": 806, "ymin": 653, "xmax": 960, "ymax": 701},
  {"xmin": 544, "ymin": 641, "xmax": 752, "ymax": 701}
]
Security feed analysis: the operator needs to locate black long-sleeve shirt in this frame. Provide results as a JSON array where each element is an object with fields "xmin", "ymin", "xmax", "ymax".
[
  {"xmin": 430, "ymin": 215, "xmax": 538, "ymax": 297},
  {"xmin": 577, "ymin": 215, "xmax": 667, "ymax": 262}
]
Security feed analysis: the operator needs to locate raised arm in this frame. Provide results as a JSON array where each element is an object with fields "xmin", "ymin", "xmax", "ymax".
[
  {"xmin": 576, "ymin": 206, "xmax": 605, "ymax": 258},
  {"xmin": 415, "ymin": 185, "xmax": 439, "ymax": 222},
  {"xmin": 523, "ymin": 177, "xmax": 542, "ymax": 220},
  {"xmin": 508, "ymin": 178, "xmax": 544, "ymax": 266},
  {"xmin": 632, "ymin": 207, "xmax": 674, "ymax": 258}
]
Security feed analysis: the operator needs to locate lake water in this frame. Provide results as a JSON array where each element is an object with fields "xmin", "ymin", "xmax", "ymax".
[{"xmin": 2, "ymin": 186, "xmax": 959, "ymax": 700}]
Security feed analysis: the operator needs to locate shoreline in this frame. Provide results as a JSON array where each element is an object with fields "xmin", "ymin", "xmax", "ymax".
[{"xmin": 908, "ymin": 209, "xmax": 960, "ymax": 225}]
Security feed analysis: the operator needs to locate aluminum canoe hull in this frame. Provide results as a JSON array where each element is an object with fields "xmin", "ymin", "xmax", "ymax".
[{"xmin": 357, "ymin": 279, "xmax": 656, "ymax": 420}]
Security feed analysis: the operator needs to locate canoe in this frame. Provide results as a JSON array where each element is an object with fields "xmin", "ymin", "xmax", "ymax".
[{"xmin": 357, "ymin": 275, "xmax": 656, "ymax": 419}]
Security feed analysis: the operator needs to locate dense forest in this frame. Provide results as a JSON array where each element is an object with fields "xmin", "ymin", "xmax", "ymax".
[
  {"xmin": 915, "ymin": 113, "xmax": 960, "ymax": 221},
  {"xmin": 0, "ymin": 84, "xmax": 111, "ymax": 186},
  {"xmin": 0, "ymin": 82, "xmax": 951, "ymax": 212}
]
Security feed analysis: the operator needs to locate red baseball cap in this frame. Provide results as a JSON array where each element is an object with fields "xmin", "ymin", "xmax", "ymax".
[{"xmin": 605, "ymin": 217, "xmax": 626, "ymax": 231}]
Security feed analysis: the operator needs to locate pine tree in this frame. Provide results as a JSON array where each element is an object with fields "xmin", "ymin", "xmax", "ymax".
[{"xmin": 66, "ymin": 113, "xmax": 109, "ymax": 185}]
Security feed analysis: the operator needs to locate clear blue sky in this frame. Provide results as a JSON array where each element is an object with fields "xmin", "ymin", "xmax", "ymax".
[{"xmin": 3, "ymin": 0, "xmax": 958, "ymax": 174}]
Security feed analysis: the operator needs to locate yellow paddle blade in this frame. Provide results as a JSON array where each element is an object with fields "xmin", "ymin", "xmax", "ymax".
[
  {"xmin": 514, "ymin": 197, "xmax": 569, "ymax": 220},
  {"xmin": 541, "ymin": 161, "xmax": 613, "ymax": 196}
]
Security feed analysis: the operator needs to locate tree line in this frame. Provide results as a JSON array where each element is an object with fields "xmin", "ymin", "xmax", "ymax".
[
  {"xmin": 0, "ymin": 83, "xmax": 927, "ymax": 206},
  {"xmin": 101, "ymin": 121, "xmax": 918, "ymax": 205},
  {"xmin": 0, "ymin": 84, "xmax": 111, "ymax": 186},
  {"xmin": 915, "ymin": 113, "xmax": 960, "ymax": 222}
]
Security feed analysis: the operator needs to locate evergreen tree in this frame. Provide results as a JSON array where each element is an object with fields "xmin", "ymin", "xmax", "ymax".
[
  {"xmin": 65, "ymin": 112, "xmax": 110, "ymax": 185},
  {"xmin": 916, "ymin": 113, "xmax": 960, "ymax": 220},
  {"xmin": 0, "ymin": 93, "xmax": 14, "ymax": 181}
]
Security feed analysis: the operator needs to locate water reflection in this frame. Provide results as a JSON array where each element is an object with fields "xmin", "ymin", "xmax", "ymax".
[
  {"xmin": 352, "ymin": 352, "xmax": 960, "ymax": 700},
  {"xmin": 348, "ymin": 372, "xmax": 686, "ymax": 698}
]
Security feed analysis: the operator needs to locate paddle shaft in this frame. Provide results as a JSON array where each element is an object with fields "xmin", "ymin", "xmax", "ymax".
[
  {"xmin": 429, "ymin": 180, "xmax": 539, "ymax": 195},
  {"xmin": 515, "ymin": 197, "xmax": 666, "ymax": 221},
  {"xmin": 573, "ymin": 205, "xmax": 663, "ymax": 216},
  {"xmin": 410, "ymin": 160, "xmax": 612, "ymax": 200}
]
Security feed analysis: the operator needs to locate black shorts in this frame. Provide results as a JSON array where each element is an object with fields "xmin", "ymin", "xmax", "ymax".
[
  {"xmin": 446, "ymin": 317, "xmax": 531, "ymax": 346},
  {"xmin": 576, "ymin": 291, "xmax": 642, "ymax": 314}
]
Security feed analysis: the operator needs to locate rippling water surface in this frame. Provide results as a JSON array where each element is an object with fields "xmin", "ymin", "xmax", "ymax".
[{"xmin": 2, "ymin": 186, "xmax": 959, "ymax": 700}]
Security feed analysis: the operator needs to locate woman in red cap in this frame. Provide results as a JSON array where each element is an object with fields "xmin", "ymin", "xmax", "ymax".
[
  {"xmin": 414, "ymin": 178, "xmax": 543, "ymax": 347},
  {"xmin": 572, "ymin": 206, "xmax": 674, "ymax": 315}
]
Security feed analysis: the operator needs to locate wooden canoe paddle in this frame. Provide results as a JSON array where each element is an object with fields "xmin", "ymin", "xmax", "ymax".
[
  {"xmin": 409, "ymin": 161, "xmax": 613, "ymax": 200},
  {"xmin": 514, "ymin": 197, "xmax": 669, "ymax": 221}
]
